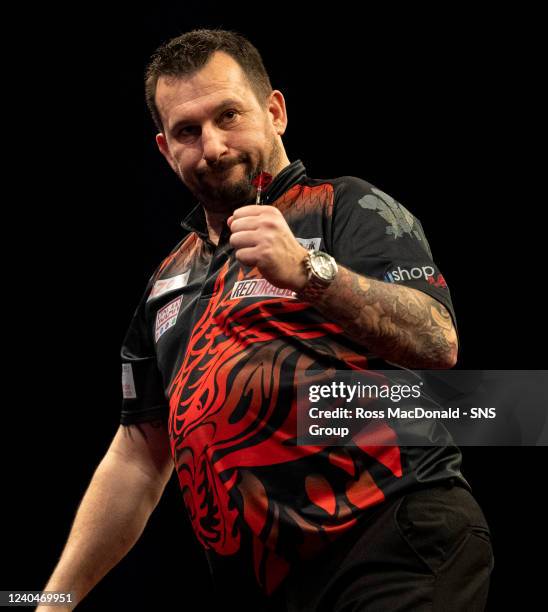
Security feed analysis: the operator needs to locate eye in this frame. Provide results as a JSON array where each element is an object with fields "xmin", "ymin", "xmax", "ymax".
[
  {"xmin": 221, "ymin": 109, "xmax": 239, "ymax": 123},
  {"xmin": 177, "ymin": 125, "xmax": 199, "ymax": 138}
]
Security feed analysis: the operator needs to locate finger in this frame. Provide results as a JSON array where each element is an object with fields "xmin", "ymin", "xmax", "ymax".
[
  {"xmin": 234, "ymin": 246, "xmax": 260, "ymax": 266},
  {"xmin": 231, "ymin": 205, "xmax": 263, "ymax": 220},
  {"xmin": 230, "ymin": 229, "xmax": 261, "ymax": 250},
  {"xmin": 229, "ymin": 217, "xmax": 261, "ymax": 233}
]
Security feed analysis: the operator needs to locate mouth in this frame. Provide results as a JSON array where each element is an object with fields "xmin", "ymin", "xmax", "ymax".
[{"xmin": 204, "ymin": 162, "xmax": 241, "ymax": 180}]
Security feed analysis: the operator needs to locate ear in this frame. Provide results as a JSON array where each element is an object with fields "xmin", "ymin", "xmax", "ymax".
[
  {"xmin": 156, "ymin": 132, "xmax": 178, "ymax": 173},
  {"xmin": 267, "ymin": 90, "xmax": 288, "ymax": 136}
]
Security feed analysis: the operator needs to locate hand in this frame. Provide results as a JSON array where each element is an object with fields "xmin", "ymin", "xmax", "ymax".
[{"xmin": 227, "ymin": 205, "xmax": 309, "ymax": 291}]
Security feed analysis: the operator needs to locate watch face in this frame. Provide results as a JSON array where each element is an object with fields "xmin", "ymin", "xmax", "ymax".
[{"xmin": 311, "ymin": 252, "xmax": 337, "ymax": 281}]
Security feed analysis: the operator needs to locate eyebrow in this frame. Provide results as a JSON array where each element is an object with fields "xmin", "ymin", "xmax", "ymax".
[{"xmin": 170, "ymin": 98, "xmax": 243, "ymax": 133}]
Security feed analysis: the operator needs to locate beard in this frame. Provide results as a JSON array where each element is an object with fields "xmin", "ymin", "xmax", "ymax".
[{"xmin": 178, "ymin": 137, "xmax": 283, "ymax": 213}]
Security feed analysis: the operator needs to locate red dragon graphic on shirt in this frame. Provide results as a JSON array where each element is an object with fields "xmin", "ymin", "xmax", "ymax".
[{"xmin": 167, "ymin": 259, "xmax": 403, "ymax": 596}]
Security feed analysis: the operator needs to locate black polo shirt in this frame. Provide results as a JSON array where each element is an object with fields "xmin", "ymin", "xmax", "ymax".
[{"xmin": 120, "ymin": 159, "xmax": 469, "ymax": 597}]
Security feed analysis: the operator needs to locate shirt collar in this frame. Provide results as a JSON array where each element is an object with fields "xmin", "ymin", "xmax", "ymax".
[{"xmin": 180, "ymin": 159, "xmax": 307, "ymax": 239}]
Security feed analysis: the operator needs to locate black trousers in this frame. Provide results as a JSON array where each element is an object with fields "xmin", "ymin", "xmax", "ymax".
[{"xmin": 267, "ymin": 482, "xmax": 494, "ymax": 612}]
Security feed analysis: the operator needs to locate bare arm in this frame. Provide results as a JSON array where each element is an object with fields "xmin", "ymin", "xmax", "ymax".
[
  {"xmin": 310, "ymin": 263, "xmax": 458, "ymax": 369},
  {"xmin": 228, "ymin": 206, "xmax": 458, "ymax": 369},
  {"xmin": 36, "ymin": 420, "xmax": 173, "ymax": 611}
]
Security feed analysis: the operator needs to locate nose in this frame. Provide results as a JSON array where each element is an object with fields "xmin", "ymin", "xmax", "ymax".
[{"xmin": 201, "ymin": 124, "xmax": 229, "ymax": 166}]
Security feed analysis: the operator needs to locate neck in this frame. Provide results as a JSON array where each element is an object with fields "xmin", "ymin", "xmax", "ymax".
[{"xmin": 204, "ymin": 209, "xmax": 229, "ymax": 246}]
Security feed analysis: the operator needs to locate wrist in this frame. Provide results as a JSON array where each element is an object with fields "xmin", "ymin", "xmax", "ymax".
[
  {"xmin": 295, "ymin": 250, "xmax": 339, "ymax": 300},
  {"xmin": 290, "ymin": 246, "xmax": 311, "ymax": 292}
]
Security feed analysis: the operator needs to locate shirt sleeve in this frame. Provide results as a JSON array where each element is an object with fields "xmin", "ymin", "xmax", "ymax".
[
  {"xmin": 330, "ymin": 176, "xmax": 457, "ymax": 331},
  {"xmin": 120, "ymin": 273, "xmax": 169, "ymax": 425}
]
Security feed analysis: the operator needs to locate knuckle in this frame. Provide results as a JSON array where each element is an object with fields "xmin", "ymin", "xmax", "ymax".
[{"xmin": 263, "ymin": 218, "xmax": 278, "ymax": 231}]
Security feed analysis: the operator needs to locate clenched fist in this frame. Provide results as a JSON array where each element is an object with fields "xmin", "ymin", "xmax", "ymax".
[{"xmin": 227, "ymin": 205, "xmax": 309, "ymax": 291}]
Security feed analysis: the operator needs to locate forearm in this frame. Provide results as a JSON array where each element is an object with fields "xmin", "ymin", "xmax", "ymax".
[
  {"xmin": 227, "ymin": 208, "xmax": 457, "ymax": 368},
  {"xmin": 310, "ymin": 263, "xmax": 458, "ymax": 369},
  {"xmin": 39, "ymin": 452, "xmax": 164, "ymax": 610}
]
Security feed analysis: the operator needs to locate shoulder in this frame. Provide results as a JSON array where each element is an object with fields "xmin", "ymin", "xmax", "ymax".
[
  {"xmin": 298, "ymin": 175, "xmax": 377, "ymax": 214},
  {"xmin": 331, "ymin": 176, "xmax": 406, "ymax": 212},
  {"xmin": 153, "ymin": 233, "xmax": 197, "ymax": 282},
  {"xmin": 306, "ymin": 175, "xmax": 403, "ymax": 215},
  {"xmin": 303, "ymin": 174, "xmax": 375, "ymax": 196},
  {"xmin": 332, "ymin": 176, "xmax": 421, "ymax": 229}
]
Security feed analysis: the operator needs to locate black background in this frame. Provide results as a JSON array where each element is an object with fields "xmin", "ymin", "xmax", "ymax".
[{"xmin": 3, "ymin": 3, "xmax": 544, "ymax": 610}]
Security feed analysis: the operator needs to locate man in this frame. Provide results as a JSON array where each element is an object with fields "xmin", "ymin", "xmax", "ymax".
[{"xmin": 39, "ymin": 29, "xmax": 493, "ymax": 611}]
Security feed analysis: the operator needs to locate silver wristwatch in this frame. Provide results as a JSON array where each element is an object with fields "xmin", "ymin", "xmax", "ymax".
[{"xmin": 296, "ymin": 250, "xmax": 338, "ymax": 301}]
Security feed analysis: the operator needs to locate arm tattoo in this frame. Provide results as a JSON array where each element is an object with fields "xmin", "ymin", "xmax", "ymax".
[{"xmin": 313, "ymin": 264, "xmax": 458, "ymax": 368}]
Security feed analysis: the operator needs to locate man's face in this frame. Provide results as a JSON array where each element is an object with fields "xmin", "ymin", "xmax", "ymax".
[{"xmin": 155, "ymin": 51, "xmax": 287, "ymax": 212}]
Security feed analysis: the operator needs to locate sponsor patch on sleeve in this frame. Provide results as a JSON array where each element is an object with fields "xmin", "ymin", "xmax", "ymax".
[
  {"xmin": 384, "ymin": 265, "xmax": 447, "ymax": 289},
  {"xmin": 121, "ymin": 363, "xmax": 137, "ymax": 399}
]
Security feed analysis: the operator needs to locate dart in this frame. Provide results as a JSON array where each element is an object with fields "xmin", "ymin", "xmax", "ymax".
[{"xmin": 251, "ymin": 171, "xmax": 273, "ymax": 204}]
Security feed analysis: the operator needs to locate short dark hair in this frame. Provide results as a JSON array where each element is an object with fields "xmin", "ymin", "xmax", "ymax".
[{"xmin": 145, "ymin": 28, "xmax": 273, "ymax": 132}]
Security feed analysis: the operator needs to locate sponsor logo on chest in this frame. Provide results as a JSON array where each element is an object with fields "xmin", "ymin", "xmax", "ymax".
[
  {"xmin": 295, "ymin": 237, "xmax": 322, "ymax": 250},
  {"xmin": 148, "ymin": 271, "xmax": 190, "ymax": 301},
  {"xmin": 155, "ymin": 295, "xmax": 183, "ymax": 342},
  {"xmin": 230, "ymin": 278, "xmax": 296, "ymax": 300}
]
